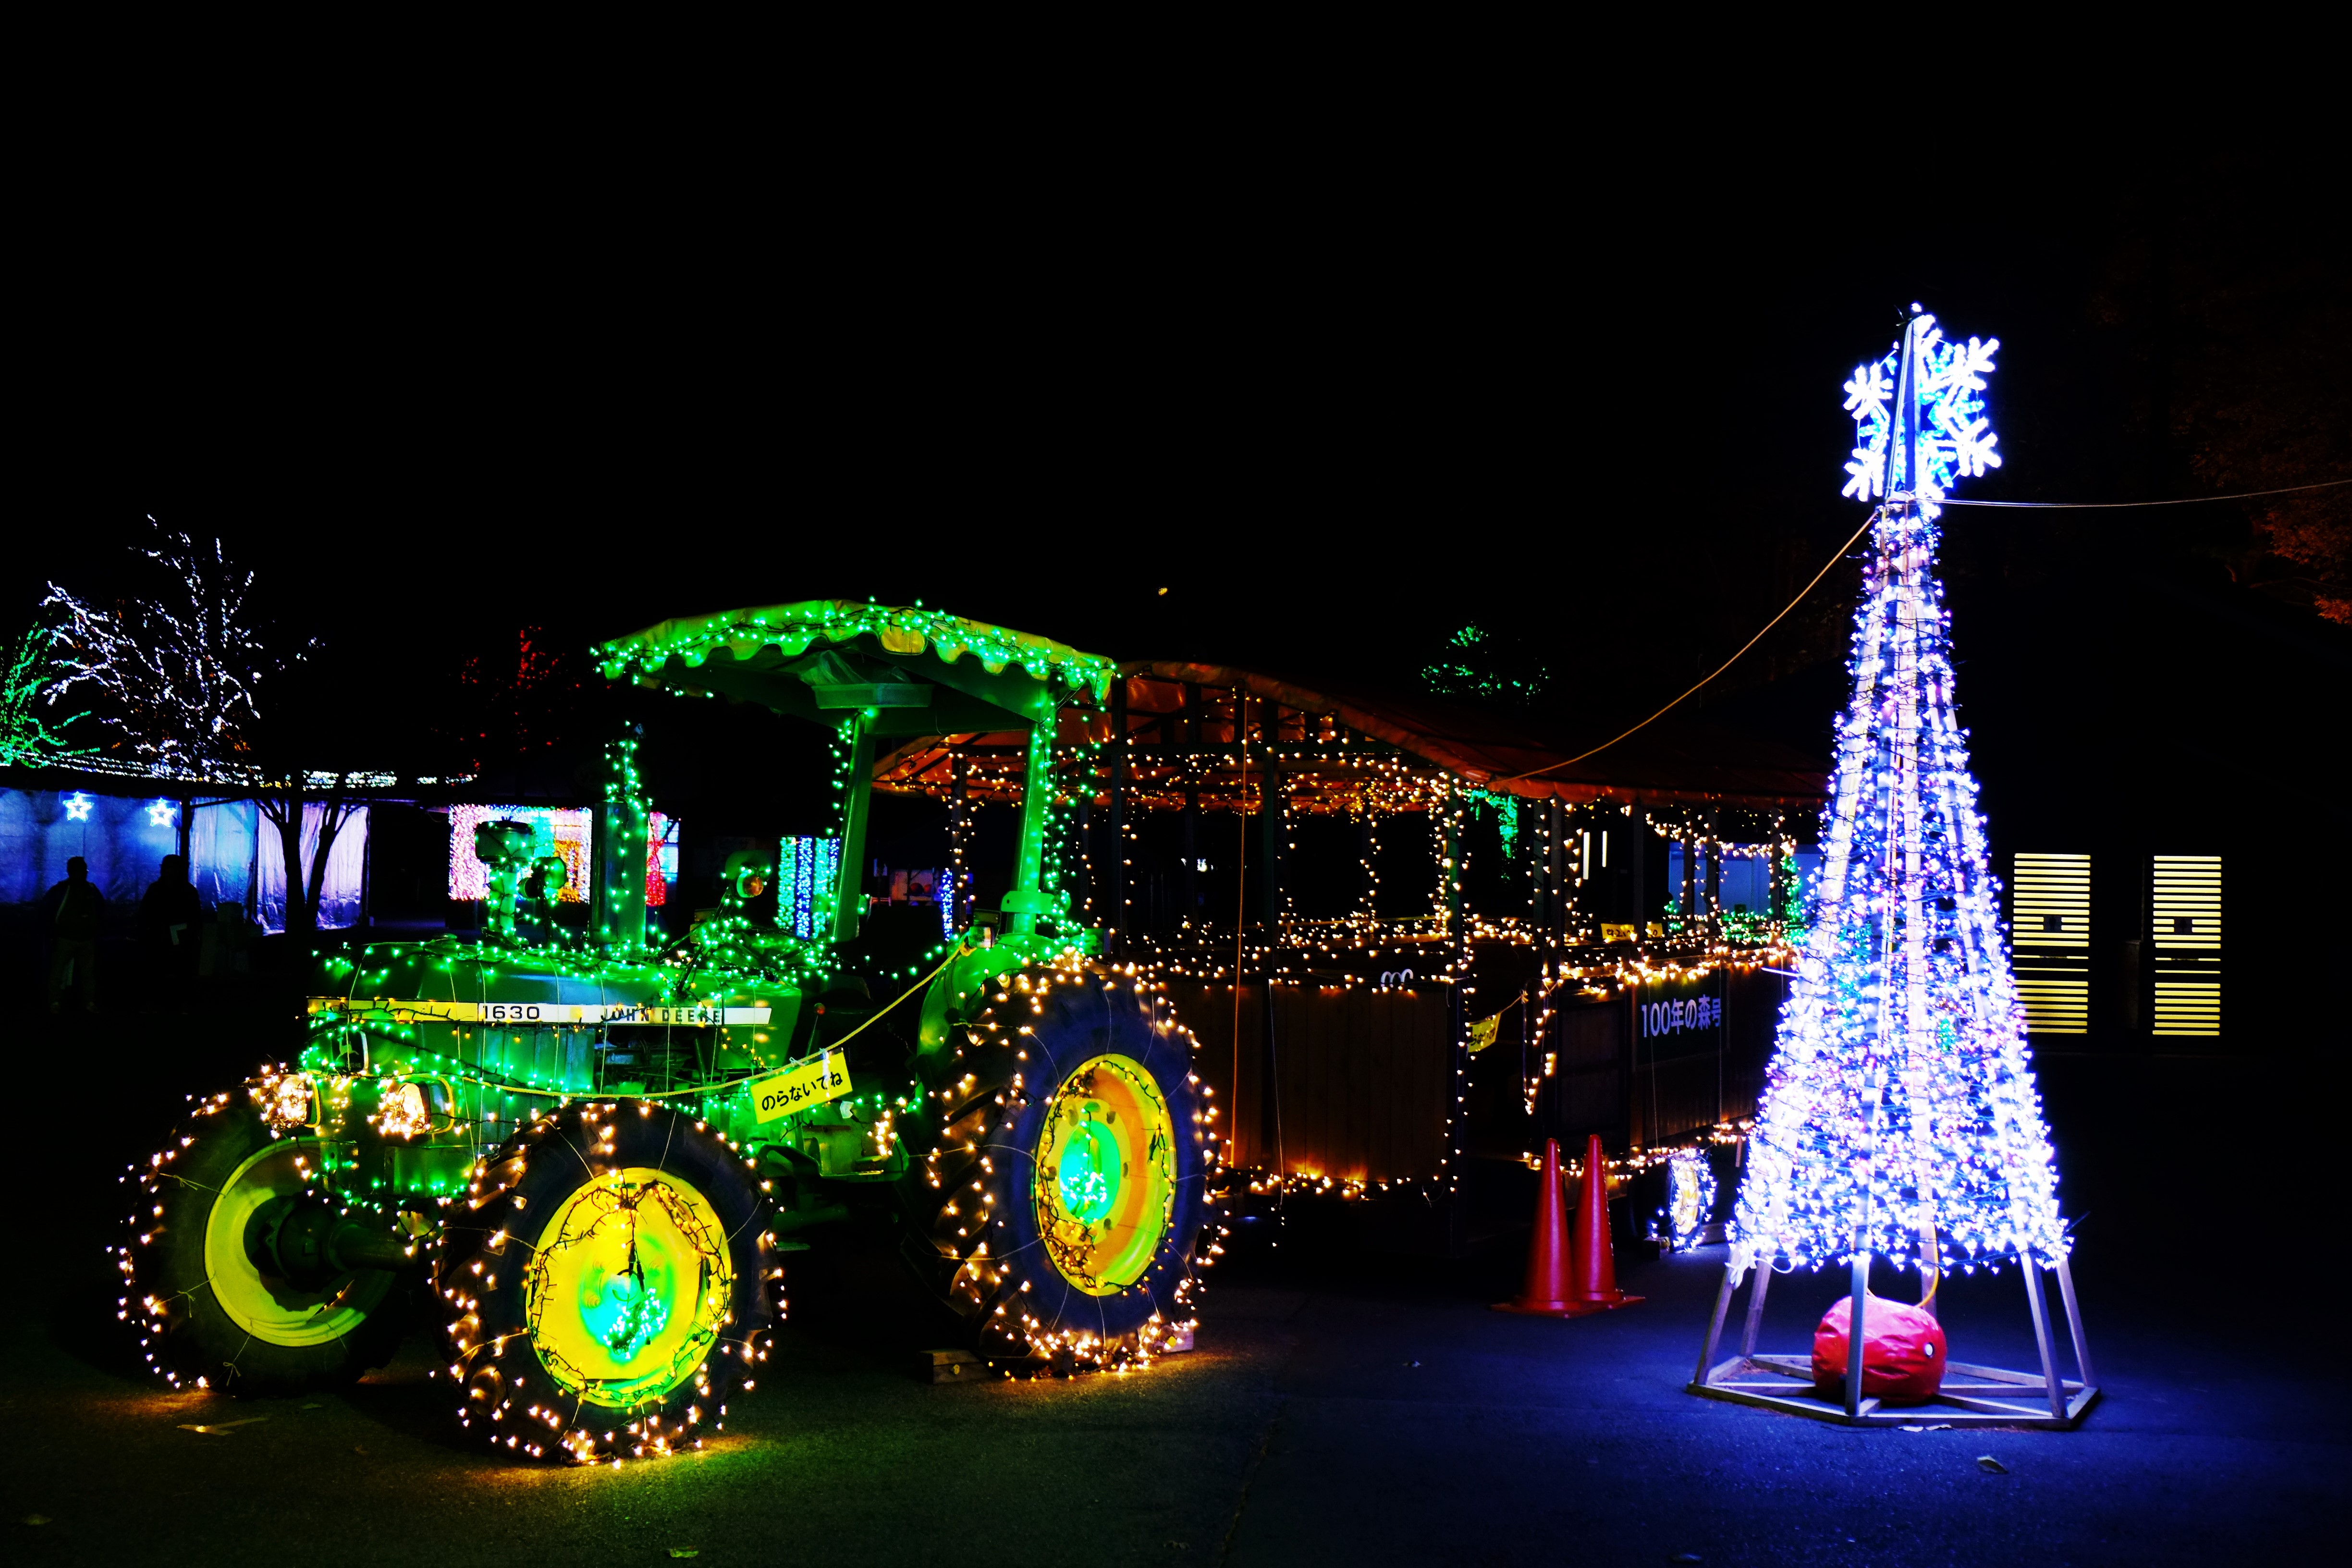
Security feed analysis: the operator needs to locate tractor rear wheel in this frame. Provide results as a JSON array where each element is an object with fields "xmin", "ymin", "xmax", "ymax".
[
  {"xmin": 433, "ymin": 1101, "xmax": 776, "ymax": 1462},
  {"xmin": 123, "ymin": 1093, "xmax": 407, "ymax": 1395},
  {"xmin": 901, "ymin": 967, "xmax": 1219, "ymax": 1367}
]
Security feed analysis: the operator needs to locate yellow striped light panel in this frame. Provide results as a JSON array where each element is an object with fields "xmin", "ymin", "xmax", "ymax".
[
  {"xmin": 2011, "ymin": 853, "xmax": 2091, "ymax": 949},
  {"xmin": 2151, "ymin": 856, "xmax": 2221, "ymax": 952},
  {"xmin": 2150, "ymin": 855, "xmax": 2221, "ymax": 1037},
  {"xmin": 2011, "ymin": 853, "xmax": 2092, "ymax": 1036},
  {"xmin": 2015, "ymin": 978, "xmax": 2090, "ymax": 1034},
  {"xmin": 2152, "ymin": 981, "xmax": 2221, "ymax": 1035}
]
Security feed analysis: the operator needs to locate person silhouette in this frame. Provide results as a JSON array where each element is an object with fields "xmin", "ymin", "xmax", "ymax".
[
  {"xmin": 45, "ymin": 856, "xmax": 104, "ymax": 1014},
  {"xmin": 138, "ymin": 854, "xmax": 205, "ymax": 1010}
]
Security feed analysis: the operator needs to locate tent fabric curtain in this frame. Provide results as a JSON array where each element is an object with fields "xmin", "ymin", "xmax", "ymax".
[
  {"xmin": 257, "ymin": 803, "xmax": 370, "ymax": 932},
  {"xmin": 187, "ymin": 799, "xmax": 259, "ymax": 914}
]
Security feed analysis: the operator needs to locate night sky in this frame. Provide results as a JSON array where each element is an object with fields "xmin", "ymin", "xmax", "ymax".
[{"xmin": 18, "ymin": 138, "xmax": 2345, "ymax": 845}]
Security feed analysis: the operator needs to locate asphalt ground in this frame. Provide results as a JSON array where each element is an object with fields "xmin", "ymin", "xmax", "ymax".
[{"xmin": 2, "ymin": 994, "xmax": 2341, "ymax": 1566}]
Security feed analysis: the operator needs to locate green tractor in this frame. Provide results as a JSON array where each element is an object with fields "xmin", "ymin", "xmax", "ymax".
[{"xmin": 121, "ymin": 602, "xmax": 1224, "ymax": 1462}]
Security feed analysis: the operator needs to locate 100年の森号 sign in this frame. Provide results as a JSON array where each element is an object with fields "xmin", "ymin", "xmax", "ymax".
[
  {"xmin": 1636, "ymin": 972, "xmax": 1726, "ymax": 1062},
  {"xmin": 748, "ymin": 1049, "xmax": 854, "ymax": 1123}
]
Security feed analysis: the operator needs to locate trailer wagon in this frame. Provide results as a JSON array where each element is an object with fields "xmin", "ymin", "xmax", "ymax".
[{"xmin": 870, "ymin": 662, "xmax": 1830, "ymax": 1247}]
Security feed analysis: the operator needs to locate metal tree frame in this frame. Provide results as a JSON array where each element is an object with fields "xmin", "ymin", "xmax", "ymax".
[{"xmin": 1689, "ymin": 1254, "xmax": 2097, "ymax": 1429}]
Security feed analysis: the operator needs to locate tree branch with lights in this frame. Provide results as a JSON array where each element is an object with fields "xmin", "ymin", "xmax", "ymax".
[{"xmin": 0, "ymin": 609, "xmax": 88, "ymax": 767}]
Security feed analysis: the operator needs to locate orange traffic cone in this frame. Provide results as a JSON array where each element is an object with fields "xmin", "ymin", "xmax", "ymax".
[
  {"xmin": 1564, "ymin": 1133, "xmax": 1641, "ymax": 1314},
  {"xmin": 1494, "ymin": 1139, "xmax": 1578, "ymax": 1315}
]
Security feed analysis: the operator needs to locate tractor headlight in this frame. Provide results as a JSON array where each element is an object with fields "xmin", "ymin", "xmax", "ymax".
[
  {"xmin": 381, "ymin": 1082, "xmax": 431, "ymax": 1139},
  {"xmin": 261, "ymin": 1072, "xmax": 316, "ymax": 1132}
]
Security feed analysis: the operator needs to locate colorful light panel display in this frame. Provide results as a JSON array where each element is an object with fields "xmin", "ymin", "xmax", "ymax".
[
  {"xmin": 779, "ymin": 835, "xmax": 841, "ymax": 939},
  {"xmin": 448, "ymin": 806, "xmax": 682, "ymax": 908},
  {"xmin": 448, "ymin": 805, "xmax": 592, "ymax": 902},
  {"xmin": 647, "ymin": 812, "xmax": 680, "ymax": 907}
]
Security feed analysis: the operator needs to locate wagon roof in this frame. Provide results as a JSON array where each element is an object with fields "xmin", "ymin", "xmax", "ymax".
[
  {"xmin": 873, "ymin": 662, "xmax": 1829, "ymax": 814},
  {"xmin": 1131, "ymin": 662, "xmax": 1829, "ymax": 808}
]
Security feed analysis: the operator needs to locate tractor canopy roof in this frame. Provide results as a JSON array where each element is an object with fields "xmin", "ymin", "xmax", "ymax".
[{"xmin": 598, "ymin": 600, "xmax": 1115, "ymax": 735}]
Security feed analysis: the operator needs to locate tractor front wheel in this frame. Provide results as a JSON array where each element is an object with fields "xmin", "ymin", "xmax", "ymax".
[
  {"xmin": 123, "ymin": 1093, "xmax": 407, "ymax": 1395},
  {"xmin": 433, "ymin": 1101, "xmax": 776, "ymax": 1462}
]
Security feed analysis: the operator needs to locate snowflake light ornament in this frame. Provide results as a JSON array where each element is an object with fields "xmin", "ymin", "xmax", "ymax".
[{"xmin": 1840, "ymin": 314, "xmax": 2001, "ymax": 517}]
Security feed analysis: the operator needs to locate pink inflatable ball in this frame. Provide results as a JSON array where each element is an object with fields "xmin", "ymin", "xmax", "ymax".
[{"xmin": 1811, "ymin": 1292, "xmax": 1948, "ymax": 1405}]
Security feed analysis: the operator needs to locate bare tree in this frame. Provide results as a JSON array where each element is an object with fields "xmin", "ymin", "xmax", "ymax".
[
  {"xmin": 43, "ymin": 519, "xmax": 361, "ymax": 938},
  {"xmin": 43, "ymin": 520, "xmax": 271, "ymax": 780},
  {"xmin": 253, "ymin": 767, "xmax": 365, "ymax": 941}
]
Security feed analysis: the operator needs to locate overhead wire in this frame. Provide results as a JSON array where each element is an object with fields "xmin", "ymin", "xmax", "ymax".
[
  {"xmin": 1498, "ymin": 474, "xmax": 2350, "ymax": 784},
  {"xmin": 1496, "ymin": 508, "xmax": 1881, "ymax": 782},
  {"xmin": 1943, "ymin": 477, "xmax": 2348, "ymax": 509}
]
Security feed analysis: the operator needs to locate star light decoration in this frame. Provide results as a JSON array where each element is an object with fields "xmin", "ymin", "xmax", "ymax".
[
  {"xmin": 149, "ymin": 799, "xmax": 178, "ymax": 828},
  {"xmin": 1840, "ymin": 314, "xmax": 2001, "ymax": 518},
  {"xmin": 63, "ymin": 791, "xmax": 93, "ymax": 821},
  {"xmin": 1732, "ymin": 312, "xmax": 2067, "ymax": 1285}
]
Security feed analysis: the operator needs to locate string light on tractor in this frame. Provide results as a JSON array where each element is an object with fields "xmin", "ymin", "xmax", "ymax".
[
  {"xmin": 120, "ymin": 1076, "xmax": 407, "ymax": 1396},
  {"xmin": 1691, "ymin": 309, "xmax": 2097, "ymax": 1431},
  {"xmin": 897, "ymin": 960, "xmax": 1218, "ymax": 1374},
  {"xmin": 257, "ymin": 1067, "xmax": 316, "ymax": 1132},
  {"xmin": 431, "ymin": 1102, "xmax": 775, "ymax": 1463},
  {"xmin": 376, "ymin": 1081, "xmax": 433, "ymax": 1139}
]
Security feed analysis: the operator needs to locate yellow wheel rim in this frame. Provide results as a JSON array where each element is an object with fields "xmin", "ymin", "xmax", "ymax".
[
  {"xmin": 1034, "ymin": 1054, "xmax": 1177, "ymax": 1296},
  {"xmin": 523, "ymin": 1165, "xmax": 734, "ymax": 1410},
  {"xmin": 201, "ymin": 1140, "xmax": 394, "ymax": 1348}
]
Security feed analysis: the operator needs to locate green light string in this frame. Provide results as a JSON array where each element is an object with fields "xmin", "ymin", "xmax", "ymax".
[{"xmin": 594, "ymin": 600, "xmax": 1117, "ymax": 704}]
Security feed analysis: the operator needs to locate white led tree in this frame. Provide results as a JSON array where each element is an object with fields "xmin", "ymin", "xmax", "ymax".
[
  {"xmin": 42, "ymin": 521, "xmax": 270, "ymax": 782},
  {"xmin": 1692, "ymin": 311, "xmax": 2094, "ymax": 1429},
  {"xmin": 43, "ymin": 519, "xmax": 365, "ymax": 936},
  {"xmin": 1735, "ymin": 312, "xmax": 2065, "ymax": 1277}
]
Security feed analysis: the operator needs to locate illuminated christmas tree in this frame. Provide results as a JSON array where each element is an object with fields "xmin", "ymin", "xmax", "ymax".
[{"xmin": 1731, "ymin": 311, "xmax": 2070, "ymax": 1286}]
